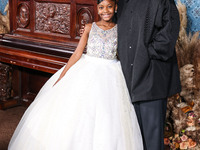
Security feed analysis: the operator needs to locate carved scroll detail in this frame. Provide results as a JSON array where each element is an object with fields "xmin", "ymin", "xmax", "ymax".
[
  {"xmin": 76, "ymin": 7, "xmax": 93, "ymax": 36},
  {"xmin": 35, "ymin": 3, "xmax": 70, "ymax": 35},
  {"xmin": 17, "ymin": 3, "xmax": 30, "ymax": 28}
]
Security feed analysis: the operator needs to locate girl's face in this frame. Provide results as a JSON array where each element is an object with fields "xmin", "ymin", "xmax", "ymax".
[{"xmin": 97, "ymin": 0, "xmax": 117, "ymax": 22}]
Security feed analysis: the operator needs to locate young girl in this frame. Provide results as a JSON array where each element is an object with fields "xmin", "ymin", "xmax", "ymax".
[{"xmin": 8, "ymin": 0, "xmax": 143, "ymax": 149}]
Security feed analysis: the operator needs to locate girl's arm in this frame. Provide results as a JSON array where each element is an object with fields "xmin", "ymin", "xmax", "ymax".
[{"xmin": 54, "ymin": 24, "xmax": 92, "ymax": 86}]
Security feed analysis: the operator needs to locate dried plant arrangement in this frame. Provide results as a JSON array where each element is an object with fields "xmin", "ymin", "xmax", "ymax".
[
  {"xmin": 0, "ymin": 3, "xmax": 10, "ymax": 34},
  {"xmin": 164, "ymin": 0, "xmax": 200, "ymax": 149}
]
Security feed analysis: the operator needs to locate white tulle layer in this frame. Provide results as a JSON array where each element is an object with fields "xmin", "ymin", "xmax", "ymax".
[{"xmin": 8, "ymin": 55, "xmax": 143, "ymax": 150}]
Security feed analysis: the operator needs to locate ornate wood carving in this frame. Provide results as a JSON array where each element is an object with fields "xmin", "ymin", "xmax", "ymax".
[
  {"xmin": 76, "ymin": 6, "xmax": 93, "ymax": 36},
  {"xmin": 35, "ymin": 3, "xmax": 70, "ymax": 35},
  {"xmin": 8, "ymin": 0, "xmax": 98, "ymax": 42},
  {"xmin": 0, "ymin": 63, "xmax": 12, "ymax": 101},
  {"xmin": 17, "ymin": 3, "xmax": 30, "ymax": 28},
  {"xmin": 0, "ymin": 0, "xmax": 99, "ymax": 108}
]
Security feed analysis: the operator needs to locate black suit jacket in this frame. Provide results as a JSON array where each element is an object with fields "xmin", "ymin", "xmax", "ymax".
[{"xmin": 117, "ymin": 0, "xmax": 181, "ymax": 102}]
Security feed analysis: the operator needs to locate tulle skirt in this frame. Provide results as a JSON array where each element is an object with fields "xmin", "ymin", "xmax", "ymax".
[{"xmin": 8, "ymin": 54, "xmax": 143, "ymax": 150}]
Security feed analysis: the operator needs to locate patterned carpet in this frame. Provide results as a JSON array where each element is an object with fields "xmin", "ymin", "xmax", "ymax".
[{"xmin": 0, "ymin": 106, "xmax": 26, "ymax": 150}]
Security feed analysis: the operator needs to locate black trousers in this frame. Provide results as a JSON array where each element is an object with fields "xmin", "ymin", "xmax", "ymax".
[{"xmin": 133, "ymin": 99, "xmax": 167, "ymax": 150}]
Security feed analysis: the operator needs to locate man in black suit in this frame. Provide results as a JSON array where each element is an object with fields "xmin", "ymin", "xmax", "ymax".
[{"xmin": 117, "ymin": 0, "xmax": 181, "ymax": 149}]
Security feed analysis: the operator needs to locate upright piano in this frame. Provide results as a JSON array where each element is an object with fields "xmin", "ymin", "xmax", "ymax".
[{"xmin": 0, "ymin": 0, "xmax": 98, "ymax": 109}]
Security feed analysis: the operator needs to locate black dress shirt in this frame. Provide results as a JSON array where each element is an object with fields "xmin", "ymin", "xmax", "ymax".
[{"xmin": 117, "ymin": 0, "xmax": 181, "ymax": 102}]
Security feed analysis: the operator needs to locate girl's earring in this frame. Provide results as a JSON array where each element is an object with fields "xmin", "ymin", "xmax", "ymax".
[{"xmin": 115, "ymin": 10, "xmax": 117, "ymax": 13}]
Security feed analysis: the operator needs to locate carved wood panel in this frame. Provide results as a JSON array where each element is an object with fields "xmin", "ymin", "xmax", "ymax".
[
  {"xmin": 0, "ymin": 63, "xmax": 12, "ymax": 101},
  {"xmin": 17, "ymin": 2, "xmax": 30, "ymax": 29},
  {"xmin": 10, "ymin": 0, "xmax": 98, "ymax": 44},
  {"xmin": 76, "ymin": 4, "xmax": 93, "ymax": 38},
  {"xmin": 35, "ymin": 2, "xmax": 70, "ymax": 35}
]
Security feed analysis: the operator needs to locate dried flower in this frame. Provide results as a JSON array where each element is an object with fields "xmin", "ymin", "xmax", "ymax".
[
  {"xmin": 186, "ymin": 126, "xmax": 196, "ymax": 131},
  {"xmin": 181, "ymin": 134, "xmax": 188, "ymax": 142},
  {"xmin": 164, "ymin": 138, "xmax": 170, "ymax": 145},
  {"xmin": 180, "ymin": 141, "xmax": 189, "ymax": 149},
  {"xmin": 175, "ymin": 142, "xmax": 180, "ymax": 149},
  {"xmin": 175, "ymin": 134, "xmax": 179, "ymax": 138},
  {"xmin": 188, "ymin": 111, "xmax": 195, "ymax": 118},
  {"xmin": 188, "ymin": 138, "xmax": 197, "ymax": 148},
  {"xmin": 174, "ymin": 136, "xmax": 182, "ymax": 143},
  {"xmin": 186, "ymin": 118, "xmax": 195, "ymax": 127}
]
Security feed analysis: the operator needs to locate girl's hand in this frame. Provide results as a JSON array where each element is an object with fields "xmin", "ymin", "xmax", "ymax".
[
  {"xmin": 53, "ymin": 23, "xmax": 91, "ymax": 87},
  {"xmin": 80, "ymin": 26, "xmax": 85, "ymax": 36},
  {"xmin": 53, "ymin": 78, "xmax": 61, "ymax": 86}
]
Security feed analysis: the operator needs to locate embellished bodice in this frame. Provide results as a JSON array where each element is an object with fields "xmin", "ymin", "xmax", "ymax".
[{"xmin": 86, "ymin": 22, "xmax": 118, "ymax": 60}]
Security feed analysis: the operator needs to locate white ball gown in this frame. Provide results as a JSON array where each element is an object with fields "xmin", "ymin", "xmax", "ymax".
[{"xmin": 8, "ymin": 22, "xmax": 143, "ymax": 150}]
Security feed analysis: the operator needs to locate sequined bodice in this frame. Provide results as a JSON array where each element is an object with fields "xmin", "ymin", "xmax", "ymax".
[{"xmin": 86, "ymin": 22, "xmax": 117, "ymax": 60}]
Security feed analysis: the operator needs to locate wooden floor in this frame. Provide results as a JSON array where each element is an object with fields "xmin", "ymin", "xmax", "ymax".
[{"xmin": 0, "ymin": 106, "xmax": 26, "ymax": 150}]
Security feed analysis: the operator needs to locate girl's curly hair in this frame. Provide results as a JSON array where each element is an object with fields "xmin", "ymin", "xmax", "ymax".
[{"xmin": 97, "ymin": 0, "xmax": 116, "ymax": 4}]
